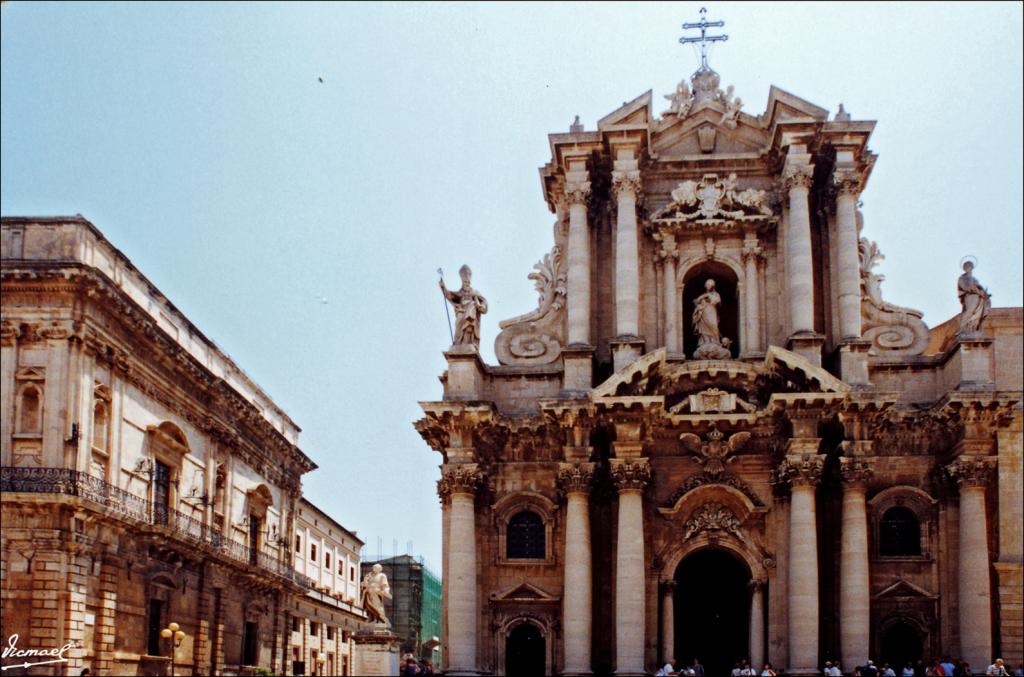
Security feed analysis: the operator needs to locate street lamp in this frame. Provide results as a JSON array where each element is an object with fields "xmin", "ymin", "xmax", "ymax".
[
  {"xmin": 160, "ymin": 621, "xmax": 186, "ymax": 676},
  {"xmin": 315, "ymin": 653, "xmax": 326, "ymax": 676}
]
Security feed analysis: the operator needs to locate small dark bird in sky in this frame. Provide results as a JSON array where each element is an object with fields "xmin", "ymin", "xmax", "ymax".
[{"xmin": 318, "ymin": 77, "xmax": 324, "ymax": 83}]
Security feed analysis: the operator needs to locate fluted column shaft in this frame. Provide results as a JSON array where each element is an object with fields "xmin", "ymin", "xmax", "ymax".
[
  {"xmin": 742, "ymin": 240, "xmax": 763, "ymax": 354},
  {"xmin": 835, "ymin": 177, "xmax": 862, "ymax": 339},
  {"xmin": 440, "ymin": 466, "xmax": 483, "ymax": 675},
  {"xmin": 560, "ymin": 464, "xmax": 594, "ymax": 675},
  {"xmin": 749, "ymin": 580, "xmax": 765, "ymax": 670},
  {"xmin": 839, "ymin": 459, "xmax": 872, "ymax": 671},
  {"xmin": 612, "ymin": 460, "xmax": 650, "ymax": 676},
  {"xmin": 948, "ymin": 458, "xmax": 995, "ymax": 669},
  {"xmin": 784, "ymin": 163, "xmax": 815, "ymax": 335},
  {"xmin": 566, "ymin": 181, "xmax": 592, "ymax": 345},
  {"xmin": 614, "ymin": 170, "xmax": 641, "ymax": 337},
  {"xmin": 780, "ymin": 453, "xmax": 823, "ymax": 673},
  {"xmin": 661, "ymin": 581, "xmax": 676, "ymax": 665}
]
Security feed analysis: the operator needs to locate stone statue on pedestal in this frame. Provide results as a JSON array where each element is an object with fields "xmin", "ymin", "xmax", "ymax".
[
  {"xmin": 958, "ymin": 260, "xmax": 991, "ymax": 335},
  {"xmin": 692, "ymin": 279, "xmax": 732, "ymax": 359},
  {"xmin": 360, "ymin": 563, "xmax": 393, "ymax": 626},
  {"xmin": 441, "ymin": 265, "xmax": 488, "ymax": 347}
]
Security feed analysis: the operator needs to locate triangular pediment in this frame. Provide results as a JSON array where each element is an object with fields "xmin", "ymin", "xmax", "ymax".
[
  {"xmin": 873, "ymin": 579, "xmax": 936, "ymax": 600},
  {"xmin": 491, "ymin": 581, "xmax": 558, "ymax": 602},
  {"xmin": 653, "ymin": 107, "xmax": 768, "ymax": 157},
  {"xmin": 597, "ymin": 91, "xmax": 652, "ymax": 130},
  {"xmin": 764, "ymin": 85, "xmax": 829, "ymax": 124}
]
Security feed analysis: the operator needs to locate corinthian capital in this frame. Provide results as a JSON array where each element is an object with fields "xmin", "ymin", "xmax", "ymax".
[
  {"xmin": 775, "ymin": 454, "xmax": 824, "ymax": 488},
  {"xmin": 610, "ymin": 458, "xmax": 651, "ymax": 492},
  {"xmin": 839, "ymin": 457, "xmax": 873, "ymax": 487},
  {"xmin": 782, "ymin": 164, "xmax": 813, "ymax": 191},
  {"xmin": 437, "ymin": 463, "xmax": 485, "ymax": 504},
  {"xmin": 611, "ymin": 169, "xmax": 642, "ymax": 200},
  {"xmin": 557, "ymin": 462, "xmax": 595, "ymax": 497},
  {"xmin": 945, "ymin": 456, "xmax": 996, "ymax": 489},
  {"xmin": 565, "ymin": 180, "xmax": 592, "ymax": 206},
  {"xmin": 741, "ymin": 240, "xmax": 764, "ymax": 263},
  {"xmin": 832, "ymin": 169, "xmax": 862, "ymax": 197}
]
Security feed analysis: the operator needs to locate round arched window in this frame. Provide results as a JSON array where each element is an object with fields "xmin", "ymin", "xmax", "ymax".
[
  {"xmin": 507, "ymin": 511, "xmax": 545, "ymax": 559},
  {"xmin": 879, "ymin": 506, "xmax": 921, "ymax": 556}
]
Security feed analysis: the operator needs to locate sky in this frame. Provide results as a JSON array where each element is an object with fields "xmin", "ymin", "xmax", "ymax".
[{"xmin": 2, "ymin": 2, "xmax": 1022, "ymax": 572}]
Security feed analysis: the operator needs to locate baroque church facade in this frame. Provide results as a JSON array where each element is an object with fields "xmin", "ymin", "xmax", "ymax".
[{"xmin": 416, "ymin": 22, "xmax": 1024, "ymax": 677}]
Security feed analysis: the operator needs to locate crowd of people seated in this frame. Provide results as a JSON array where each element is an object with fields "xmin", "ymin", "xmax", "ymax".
[{"xmin": 652, "ymin": 657, "xmax": 1021, "ymax": 677}]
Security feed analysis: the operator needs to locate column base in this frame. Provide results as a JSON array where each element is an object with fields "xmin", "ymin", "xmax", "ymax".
[
  {"xmin": 610, "ymin": 336, "xmax": 645, "ymax": 372},
  {"xmin": 835, "ymin": 338, "xmax": 872, "ymax": 387},
  {"xmin": 787, "ymin": 332, "xmax": 825, "ymax": 367},
  {"xmin": 561, "ymin": 671, "xmax": 594, "ymax": 676},
  {"xmin": 562, "ymin": 344, "xmax": 595, "ymax": 394}
]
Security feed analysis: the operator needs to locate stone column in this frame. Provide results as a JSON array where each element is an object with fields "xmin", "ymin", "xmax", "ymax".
[
  {"xmin": 778, "ymin": 453, "xmax": 824, "ymax": 674},
  {"xmin": 566, "ymin": 178, "xmax": 592, "ymax": 346},
  {"xmin": 839, "ymin": 457, "xmax": 873, "ymax": 671},
  {"xmin": 439, "ymin": 464, "xmax": 484, "ymax": 675},
  {"xmin": 657, "ymin": 233, "xmax": 680, "ymax": 353},
  {"xmin": 833, "ymin": 170, "xmax": 863, "ymax": 340},
  {"xmin": 749, "ymin": 579, "xmax": 766, "ymax": 670},
  {"xmin": 559, "ymin": 463, "xmax": 595, "ymax": 675},
  {"xmin": 660, "ymin": 581, "xmax": 676, "ymax": 666},
  {"xmin": 613, "ymin": 168, "xmax": 641, "ymax": 338},
  {"xmin": 742, "ymin": 236, "xmax": 764, "ymax": 355},
  {"xmin": 782, "ymin": 153, "xmax": 815, "ymax": 336},
  {"xmin": 947, "ymin": 457, "xmax": 996, "ymax": 669},
  {"xmin": 611, "ymin": 459, "xmax": 651, "ymax": 676}
]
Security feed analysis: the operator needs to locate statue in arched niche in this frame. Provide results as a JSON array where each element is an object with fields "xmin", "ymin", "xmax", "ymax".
[{"xmin": 692, "ymin": 279, "xmax": 732, "ymax": 360}]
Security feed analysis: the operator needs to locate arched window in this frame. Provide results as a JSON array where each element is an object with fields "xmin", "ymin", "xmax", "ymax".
[
  {"xmin": 17, "ymin": 385, "xmax": 42, "ymax": 434},
  {"xmin": 879, "ymin": 506, "xmax": 921, "ymax": 556},
  {"xmin": 507, "ymin": 511, "xmax": 545, "ymax": 559}
]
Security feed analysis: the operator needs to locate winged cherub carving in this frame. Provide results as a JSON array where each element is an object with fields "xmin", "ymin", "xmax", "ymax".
[{"xmin": 679, "ymin": 423, "xmax": 752, "ymax": 477}]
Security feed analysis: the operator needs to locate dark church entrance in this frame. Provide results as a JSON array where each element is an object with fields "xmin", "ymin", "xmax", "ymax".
[
  {"xmin": 675, "ymin": 549, "xmax": 751, "ymax": 677},
  {"xmin": 505, "ymin": 622, "xmax": 544, "ymax": 676},
  {"xmin": 880, "ymin": 621, "xmax": 924, "ymax": 669}
]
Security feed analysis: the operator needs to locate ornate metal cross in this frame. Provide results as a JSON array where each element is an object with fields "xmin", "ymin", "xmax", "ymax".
[{"xmin": 680, "ymin": 7, "xmax": 728, "ymax": 69}]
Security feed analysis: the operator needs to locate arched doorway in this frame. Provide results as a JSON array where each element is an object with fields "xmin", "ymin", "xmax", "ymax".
[
  {"xmin": 505, "ymin": 622, "xmax": 544, "ymax": 676},
  {"xmin": 675, "ymin": 549, "xmax": 751, "ymax": 677},
  {"xmin": 682, "ymin": 261, "xmax": 740, "ymax": 358},
  {"xmin": 880, "ymin": 621, "xmax": 924, "ymax": 669}
]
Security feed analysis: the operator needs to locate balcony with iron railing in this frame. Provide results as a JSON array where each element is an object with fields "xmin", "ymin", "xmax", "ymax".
[{"xmin": 1, "ymin": 466, "xmax": 316, "ymax": 589}]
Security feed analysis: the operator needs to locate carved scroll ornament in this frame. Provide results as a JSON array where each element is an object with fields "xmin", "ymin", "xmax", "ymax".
[
  {"xmin": 683, "ymin": 502, "xmax": 742, "ymax": 540},
  {"xmin": 494, "ymin": 245, "xmax": 567, "ymax": 365},
  {"xmin": 859, "ymin": 237, "xmax": 930, "ymax": 356},
  {"xmin": 653, "ymin": 173, "xmax": 773, "ymax": 225}
]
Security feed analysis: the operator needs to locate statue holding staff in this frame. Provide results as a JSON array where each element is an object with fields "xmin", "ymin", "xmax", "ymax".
[{"xmin": 440, "ymin": 265, "xmax": 488, "ymax": 347}]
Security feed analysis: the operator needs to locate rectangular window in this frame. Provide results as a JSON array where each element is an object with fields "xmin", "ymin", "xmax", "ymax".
[
  {"xmin": 325, "ymin": 552, "xmax": 331, "ymax": 570},
  {"xmin": 310, "ymin": 543, "xmax": 317, "ymax": 561},
  {"xmin": 350, "ymin": 566, "xmax": 355, "ymax": 581},
  {"xmin": 249, "ymin": 514, "xmax": 261, "ymax": 566},
  {"xmin": 310, "ymin": 621, "xmax": 319, "ymax": 637},
  {"xmin": 295, "ymin": 534, "xmax": 301, "ymax": 553},
  {"xmin": 326, "ymin": 626, "xmax": 334, "ymax": 641},
  {"xmin": 153, "ymin": 461, "xmax": 171, "ymax": 526},
  {"xmin": 291, "ymin": 616, "xmax": 299, "ymax": 633},
  {"xmin": 242, "ymin": 621, "xmax": 259, "ymax": 665}
]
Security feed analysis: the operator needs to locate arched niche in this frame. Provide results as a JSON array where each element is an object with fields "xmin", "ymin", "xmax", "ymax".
[{"xmin": 680, "ymin": 259, "xmax": 741, "ymax": 359}]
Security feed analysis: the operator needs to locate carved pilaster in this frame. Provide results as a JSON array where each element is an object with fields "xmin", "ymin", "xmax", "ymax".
[
  {"xmin": 748, "ymin": 577, "xmax": 767, "ymax": 592},
  {"xmin": 610, "ymin": 458, "xmax": 651, "ymax": 492},
  {"xmin": 741, "ymin": 239, "xmax": 765, "ymax": 264},
  {"xmin": 946, "ymin": 456, "xmax": 996, "ymax": 489},
  {"xmin": 557, "ymin": 462, "xmax": 595, "ymax": 497},
  {"xmin": 661, "ymin": 579, "xmax": 677, "ymax": 597},
  {"xmin": 839, "ymin": 457, "xmax": 874, "ymax": 488}
]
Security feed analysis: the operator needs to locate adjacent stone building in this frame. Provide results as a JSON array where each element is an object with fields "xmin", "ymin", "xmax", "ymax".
[
  {"xmin": 0, "ymin": 216, "xmax": 321, "ymax": 676},
  {"xmin": 416, "ymin": 19, "xmax": 1024, "ymax": 677},
  {"xmin": 288, "ymin": 498, "xmax": 367, "ymax": 675}
]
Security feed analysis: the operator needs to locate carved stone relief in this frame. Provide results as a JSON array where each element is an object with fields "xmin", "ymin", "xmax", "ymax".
[
  {"xmin": 859, "ymin": 236, "xmax": 930, "ymax": 356},
  {"xmin": 494, "ymin": 245, "xmax": 567, "ymax": 365}
]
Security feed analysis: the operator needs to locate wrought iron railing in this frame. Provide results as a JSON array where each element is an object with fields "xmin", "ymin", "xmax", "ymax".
[{"xmin": 1, "ymin": 466, "xmax": 313, "ymax": 589}]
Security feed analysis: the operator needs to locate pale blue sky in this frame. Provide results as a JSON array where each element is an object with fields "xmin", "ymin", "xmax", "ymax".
[{"xmin": 3, "ymin": 2, "xmax": 1022, "ymax": 571}]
